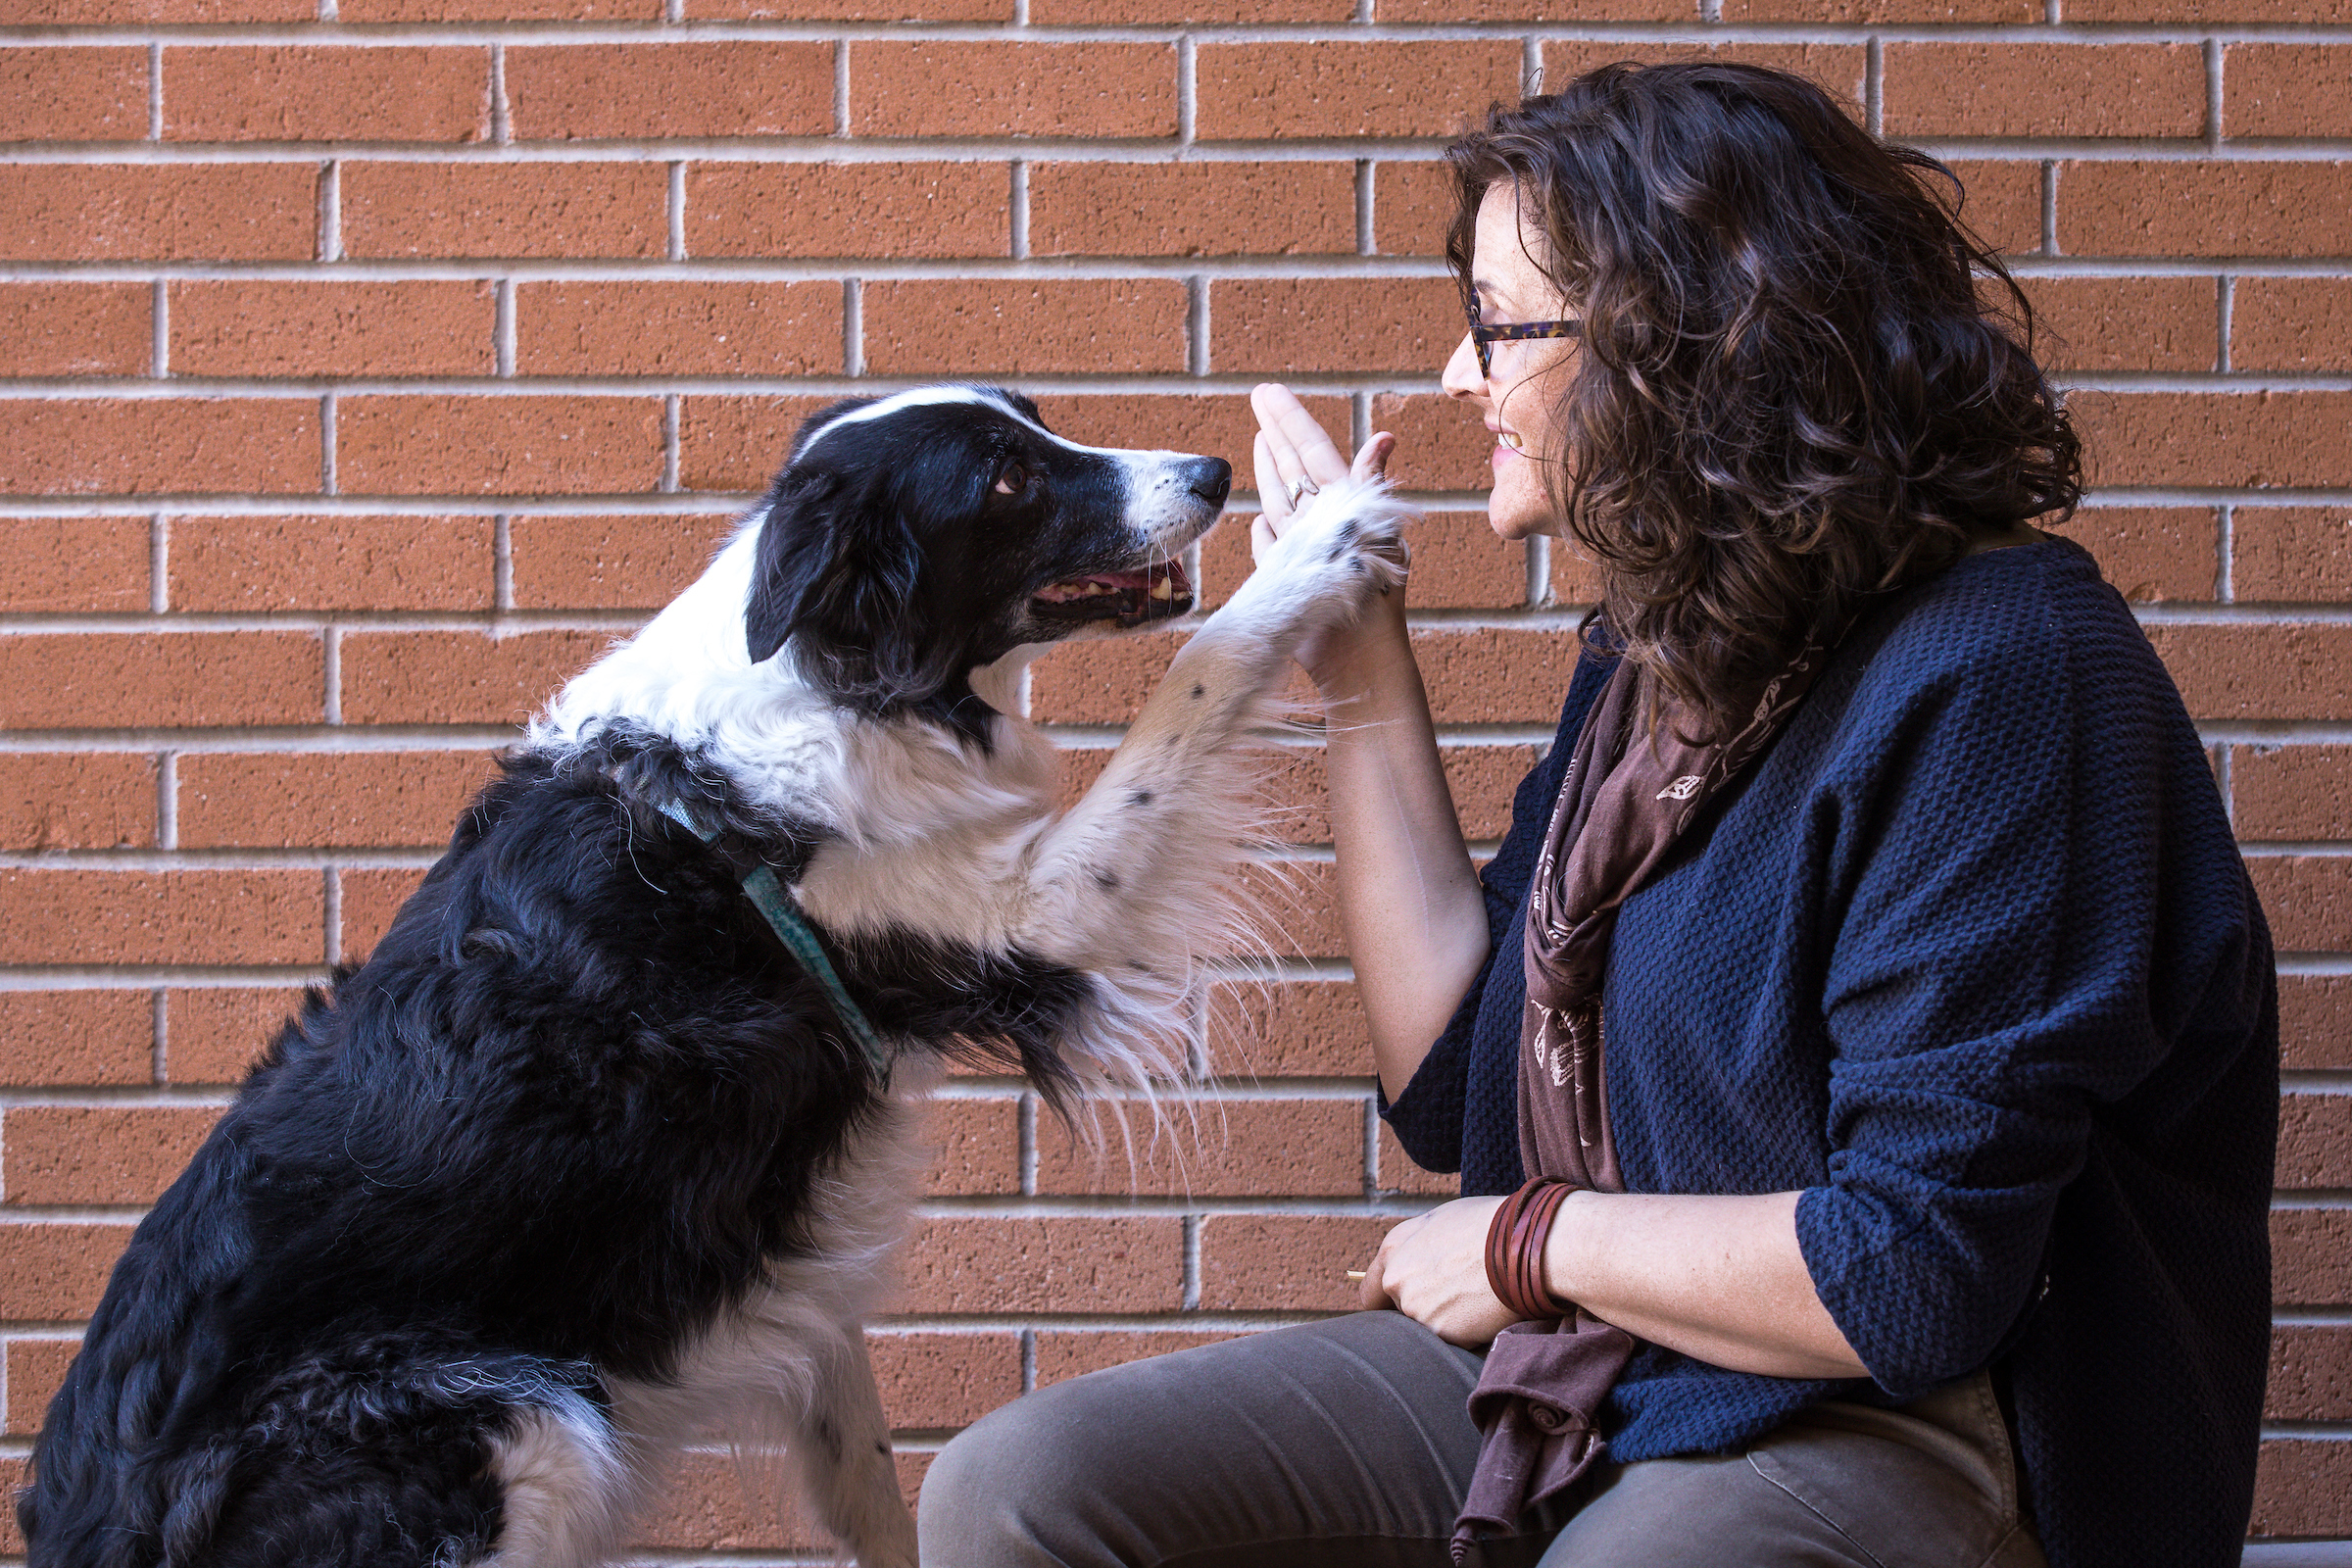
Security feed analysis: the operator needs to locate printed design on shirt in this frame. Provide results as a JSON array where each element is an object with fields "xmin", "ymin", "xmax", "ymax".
[{"xmin": 1655, "ymin": 775, "xmax": 1703, "ymax": 802}]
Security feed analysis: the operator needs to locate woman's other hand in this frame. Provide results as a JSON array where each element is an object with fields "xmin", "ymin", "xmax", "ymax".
[{"xmin": 1358, "ymin": 1196, "xmax": 1518, "ymax": 1348}]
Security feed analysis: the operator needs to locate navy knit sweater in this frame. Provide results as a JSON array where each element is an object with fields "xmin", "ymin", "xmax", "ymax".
[{"xmin": 1383, "ymin": 538, "xmax": 2277, "ymax": 1568}]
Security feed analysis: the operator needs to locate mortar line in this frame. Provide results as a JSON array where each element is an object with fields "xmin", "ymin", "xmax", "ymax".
[
  {"xmin": 2205, "ymin": 35, "xmax": 2224, "ymax": 146},
  {"xmin": 318, "ymin": 392, "xmax": 336, "ymax": 495},
  {"xmin": 1181, "ymin": 1213, "xmax": 1201, "ymax": 1311},
  {"xmin": 322, "ymin": 868, "xmax": 341, "ymax": 966},
  {"xmin": 149, "ymin": 513, "xmax": 168, "ymax": 613},
  {"xmin": 1355, "ymin": 157, "xmax": 1373, "ymax": 255},
  {"xmin": 1865, "ymin": 36, "xmax": 1883, "ymax": 136},
  {"xmin": 844, "ymin": 277, "xmax": 862, "ymax": 376},
  {"xmin": 494, "ymin": 277, "xmax": 515, "ymax": 376},
  {"xmin": 490, "ymin": 42, "xmax": 509, "ymax": 143},
  {"xmin": 494, "ymin": 513, "xmax": 514, "ymax": 611},
  {"xmin": 1177, "ymin": 34, "xmax": 1196, "ymax": 148},
  {"xmin": 662, "ymin": 394, "xmax": 681, "ymax": 492},
  {"xmin": 1188, "ymin": 275, "xmax": 1208, "ymax": 377},
  {"xmin": 149, "ymin": 989, "xmax": 168, "ymax": 1085},
  {"xmin": 318, "ymin": 158, "xmax": 341, "ymax": 262},
  {"xmin": 667, "ymin": 160, "xmax": 686, "ymax": 261},
  {"xmin": 1019, "ymin": 1092, "xmax": 1039, "ymax": 1197},
  {"xmin": 1009, "ymin": 160, "xmax": 1029, "ymax": 261},
  {"xmin": 321, "ymin": 623, "xmax": 342, "ymax": 725},
  {"xmin": 2217, "ymin": 272, "xmax": 2235, "ymax": 372},
  {"xmin": 2219, "ymin": 502, "xmax": 2235, "ymax": 603},
  {"xmin": 146, "ymin": 41, "xmax": 162, "ymax": 139},
  {"xmin": 150, "ymin": 278, "xmax": 169, "ymax": 379},
  {"xmin": 157, "ymin": 750, "xmax": 178, "ymax": 852},
  {"xmin": 833, "ymin": 38, "xmax": 850, "ymax": 134},
  {"xmin": 2040, "ymin": 160, "xmax": 2057, "ymax": 255}
]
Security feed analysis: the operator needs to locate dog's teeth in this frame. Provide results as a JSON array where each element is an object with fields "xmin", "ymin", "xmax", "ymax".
[{"xmin": 1150, "ymin": 576, "xmax": 1172, "ymax": 600}]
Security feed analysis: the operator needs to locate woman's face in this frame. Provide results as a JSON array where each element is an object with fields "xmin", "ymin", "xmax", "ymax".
[{"xmin": 1441, "ymin": 182, "xmax": 1581, "ymax": 543}]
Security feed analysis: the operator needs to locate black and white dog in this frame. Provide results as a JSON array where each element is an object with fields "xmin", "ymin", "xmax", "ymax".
[{"xmin": 22, "ymin": 386, "xmax": 1408, "ymax": 1568}]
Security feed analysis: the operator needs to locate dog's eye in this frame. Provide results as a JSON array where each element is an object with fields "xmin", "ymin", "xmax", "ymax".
[{"xmin": 993, "ymin": 461, "xmax": 1028, "ymax": 496}]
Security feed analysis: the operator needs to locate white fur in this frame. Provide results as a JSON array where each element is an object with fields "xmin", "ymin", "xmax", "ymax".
[{"xmin": 514, "ymin": 429, "xmax": 1412, "ymax": 1564}]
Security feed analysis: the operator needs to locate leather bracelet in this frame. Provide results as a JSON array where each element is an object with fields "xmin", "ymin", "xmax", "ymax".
[{"xmin": 1484, "ymin": 1177, "xmax": 1576, "ymax": 1321}]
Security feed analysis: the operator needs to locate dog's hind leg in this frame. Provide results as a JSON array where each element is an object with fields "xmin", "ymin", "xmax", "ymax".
[
  {"xmin": 786, "ymin": 1323, "xmax": 914, "ymax": 1568},
  {"xmin": 479, "ymin": 1387, "xmax": 634, "ymax": 1568}
]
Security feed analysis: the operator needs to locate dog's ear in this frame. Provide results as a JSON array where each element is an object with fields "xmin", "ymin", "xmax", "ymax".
[{"xmin": 744, "ymin": 468, "xmax": 956, "ymax": 707}]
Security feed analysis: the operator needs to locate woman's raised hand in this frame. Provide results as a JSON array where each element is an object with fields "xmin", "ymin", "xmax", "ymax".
[{"xmin": 1249, "ymin": 382, "xmax": 1396, "ymax": 568}]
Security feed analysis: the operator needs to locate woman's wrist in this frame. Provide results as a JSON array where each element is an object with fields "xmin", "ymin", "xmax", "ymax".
[
  {"xmin": 1540, "ymin": 1188, "xmax": 1603, "ymax": 1312},
  {"xmin": 1304, "ymin": 586, "xmax": 1414, "ymax": 702}
]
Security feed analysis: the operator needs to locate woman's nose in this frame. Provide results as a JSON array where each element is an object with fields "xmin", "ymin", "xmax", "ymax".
[{"xmin": 1441, "ymin": 331, "xmax": 1487, "ymax": 401}]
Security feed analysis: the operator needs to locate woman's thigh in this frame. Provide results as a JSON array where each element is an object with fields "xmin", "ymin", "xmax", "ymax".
[{"xmin": 917, "ymin": 1310, "xmax": 1560, "ymax": 1568}]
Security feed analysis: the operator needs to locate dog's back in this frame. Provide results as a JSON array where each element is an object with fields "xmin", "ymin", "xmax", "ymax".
[{"xmin": 22, "ymin": 756, "xmax": 884, "ymax": 1568}]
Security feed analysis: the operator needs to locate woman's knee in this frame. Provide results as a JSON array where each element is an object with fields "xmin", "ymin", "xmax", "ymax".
[{"xmin": 916, "ymin": 1376, "xmax": 1132, "ymax": 1563}]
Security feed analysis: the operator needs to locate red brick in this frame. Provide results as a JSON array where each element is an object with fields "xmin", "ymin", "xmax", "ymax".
[
  {"xmin": 339, "ymin": 867, "xmax": 428, "ymax": 961},
  {"xmin": 2233, "ymin": 278, "xmax": 2352, "ymax": 372},
  {"xmin": 342, "ymin": 0, "xmax": 654, "ymax": 17},
  {"xmin": 2269, "ymin": 1323, "xmax": 2352, "ymax": 1421},
  {"xmin": 1198, "ymin": 42, "xmax": 1521, "ymax": 140},
  {"xmin": 697, "ymin": 0, "xmax": 1004, "ymax": 17},
  {"xmin": 177, "ymin": 751, "xmax": 496, "ymax": 851},
  {"xmin": 862, "ymin": 280, "xmax": 1187, "ymax": 376},
  {"xmin": 2071, "ymin": 391, "xmax": 2352, "ymax": 489},
  {"xmin": 2280, "ymin": 975, "xmax": 2352, "ymax": 1071},
  {"xmin": 678, "ymin": 395, "xmax": 833, "ymax": 492},
  {"xmin": 340, "ymin": 629, "xmax": 609, "ymax": 726},
  {"xmin": 1941, "ymin": 160, "xmax": 2043, "ymax": 257},
  {"xmin": 1205, "ymin": 980, "xmax": 1367, "ymax": 1078},
  {"xmin": 336, "ymin": 396, "xmax": 663, "ymax": 497},
  {"xmin": 0, "ymin": 756, "xmax": 154, "ymax": 851},
  {"xmin": 1030, "ymin": 162, "xmax": 1353, "ymax": 259},
  {"xmin": 2070, "ymin": 0, "xmax": 2346, "ymax": 16},
  {"xmin": 2058, "ymin": 162, "xmax": 2352, "ymax": 258},
  {"xmin": 2275, "ymin": 1206, "xmax": 2352, "ymax": 1306},
  {"xmin": 1384, "ymin": 0, "xmax": 1681, "ymax": 16},
  {"xmin": 686, "ymin": 163, "xmax": 1008, "ymax": 261},
  {"xmin": 1541, "ymin": 42, "xmax": 1864, "ymax": 113},
  {"xmin": 890, "ymin": 1216, "xmax": 1184, "ymax": 1313},
  {"xmin": 5, "ymin": 0, "xmax": 305, "ymax": 16},
  {"xmin": 2236, "ymin": 745, "xmax": 2352, "ymax": 840},
  {"xmin": 2056, "ymin": 507, "xmax": 2216, "ymax": 603},
  {"xmin": 0, "ymin": 632, "xmax": 321, "ymax": 728},
  {"xmin": 0, "ymin": 1222, "xmax": 134, "ymax": 1318},
  {"xmin": 1240, "ymin": 858, "xmax": 1343, "ymax": 959},
  {"xmin": 2279, "ymin": 1092, "xmax": 2352, "ymax": 1191},
  {"xmin": 6, "ymin": 1339, "xmax": 78, "ymax": 1435},
  {"xmin": 0, "ymin": 516, "xmax": 149, "ymax": 612},
  {"xmin": 0, "ymin": 165, "xmax": 315, "ymax": 261},
  {"xmin": 869, "ymin": 1330, "xmax": 1021, "ymax": 1430},
  {"xmin": 1378, "ymin": 1122, "xmax": 1456, "ymax": 1195},
  {"xmin": 1033, "ymin": 394, "xmax": 1349, "ymax": 478},
  {"xmin": 511, "ymin": 513, "xmax": 736, "ymax": 610},
  {"xmin": 1884, "ymin": 44, "xmax": 2202, "ymax": 138},
  {"xmin": 171, "ymin": 514, "xmax": 492, "ymax": 612},
  {"xmin": 1726, "ymin": 0, "xmax": 2029, "ymax": 16},
  {"xmin": 0, "ymin": 869, "xmax": 323, "ymax": 966},
  {"xmin": 1031, "ymin": 0, "xmax": 1337, "ymax": 16},
  {"xmin": 1372, "ymin": 160, "xmax": 1455, "ymax": 259},
  {"xmin": 2254, "ymin": 1437, "xmax": 2352, "ymax": 1538},
  {"xmin": 4, "ymin": 1106, "xmax": 220, "ymax": 1207},
  {"xmin": 2145, "ymin": 625, "xmax": 2352, "ymax": 724},
  {"xmin": 166, "ymin": 987, "xmax": 303, "ymax": 1085},
  {"xmin": 1036, "ymin": 1097, "xmax": 1364, "ymax": 1197},
  {"xmin": 0, "ymin": 993, "xmax": 151, "ymax": 1088},
  {"xmin": 1551, "ymin": 537, "xmax": 1603, "ymax": 604},
  {"xmin": 0, "ymin": 48, "xmax": 147, "ymax": 141},
  {"xmin": 507, "ymin": 43, "xmax": 832, "ymax": 140},
  {"xmin": 169, "ymin": 280, "xmax": 493, "ymax": 378},
  {"xmin": 0, "ymin": 282, "xmax": 149, "ymax": 377},
  {"xmin": 1032, "ymin": 1329, "xmax": 1243, "ymax": 1385},
  {"xmin": 2247, "ymin": 856, "xmax": 2352, "ymax": 953},
  {"xmin": 0, "ymin": 399, "xmax": 318, "ymax": 496},
  {"xmin": 342, "ymin": 163, "xmax": 665, "ymax": 260},
  {"xmin": 1212, "ymin": 277, "xmax": 1461, "ymax": 377},
  {"xmin": 1372, "ymin": 392, "xmax": 1492, "ymax": 494},
  {"xmin": 1198, "ymin": 1213, "xmax": 1392, "ymax": 1311},
  {"xmin": 2225, "ymin": 44, "xmax": 2352, "ymax": 138},
  {"xmin": 2233, "ymin": 508, "xmax": 2352, "ymax": 603},
  {"xmin": 2017, "ymin": 276, "xmax": 2216, "ymax": 374},
  {"xmin": 514, "ymin": 281, "xmax": 841, "ymax": 377},
  {"xmin": 1029, "ymin": 627, "xmax": 1183, "ymax": 725},
  {"xmin": 854, "ymin": 43, "xmax": 1176, "ymax": 138},
  {"xmin": 918, "ymin": 1098, "xmax": 1019, "ymax": 1197},
  {"xmin": 164, "ymin": 46, "xmax": 487, "ymax": 142},
  {"xmin": 1414, "ymin": 627, "xmax": 1586, "ymax": 724}
]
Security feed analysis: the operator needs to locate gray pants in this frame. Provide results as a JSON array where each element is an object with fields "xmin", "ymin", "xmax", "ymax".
[{"xmin": 917, "ymin": 1311, "xmax": 2045, "ymax": 1568}]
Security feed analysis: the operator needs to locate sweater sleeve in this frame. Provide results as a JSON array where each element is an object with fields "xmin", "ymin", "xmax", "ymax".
[{"xmin": 1793, "ymin": 573, "xmax": 2264, "ymax": 1399}]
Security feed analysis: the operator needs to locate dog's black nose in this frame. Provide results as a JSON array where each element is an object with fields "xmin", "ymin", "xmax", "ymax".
[{"xmin": 1186, "ymin": 458, "xmax": 1233, "ymax": 507}]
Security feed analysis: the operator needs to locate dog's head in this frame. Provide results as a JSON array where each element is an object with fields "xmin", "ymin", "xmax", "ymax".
[{"xmin": 745, "ymin": 385, "xmax": 1231, "ymax": 723}]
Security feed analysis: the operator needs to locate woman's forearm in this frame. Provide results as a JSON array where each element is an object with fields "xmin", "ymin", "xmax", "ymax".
[
  {"xmin": 1543, "ymin": 1190, "xmax": 1869, "ymax": 1381},
  {"xmin": 1313, "ymin": 593, "xmax": 1491, "ymax": 1102}
]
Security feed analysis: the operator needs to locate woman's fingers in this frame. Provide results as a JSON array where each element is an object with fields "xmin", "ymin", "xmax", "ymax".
[
  {"xmin": 1250, "ymin": 428, "xmax": 1291, "ymax": 528},
  {"xmin": 1252, "ymin": 382, "xmax": 1349, "ymax": 488},
  {"xmin": 1352, "ymin": 431, "xmax": 1396, "ymax": 483}
]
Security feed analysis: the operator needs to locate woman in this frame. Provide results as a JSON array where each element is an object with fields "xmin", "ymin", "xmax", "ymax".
[{"xmin": 918, "ymin": 64, "xmax": 2275, "ymax": 1568}]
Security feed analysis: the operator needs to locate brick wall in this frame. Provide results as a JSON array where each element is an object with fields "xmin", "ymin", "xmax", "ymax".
[{"xmin": 0, "ymin": 0, "xmax": 2345, "ymax": 1554}]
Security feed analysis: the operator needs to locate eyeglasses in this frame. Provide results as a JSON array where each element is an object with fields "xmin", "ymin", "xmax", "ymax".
[{"xmin": 1467, "ymin": 308, "xmax": 1583, "ymax": 379}]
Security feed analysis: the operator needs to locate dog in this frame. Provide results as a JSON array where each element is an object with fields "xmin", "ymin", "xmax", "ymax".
[{"xmin": 22, "ymin": 384, "xmax": 1410, "ymax": 1568}]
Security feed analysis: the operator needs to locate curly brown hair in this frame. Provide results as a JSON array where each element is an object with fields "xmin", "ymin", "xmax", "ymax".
[{"xmin": 1446, "ymin": 62, "xmax": 2082, "ymax": 737}]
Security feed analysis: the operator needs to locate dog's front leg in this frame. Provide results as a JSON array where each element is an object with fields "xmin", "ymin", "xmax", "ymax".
[
  {"xmin": 1012, "ymin": 477, "xmax": 1412, "ymax": 974},
  {"xmin": 789, "ymin": 1323, "xmax": 914, "ymax": 1568}
]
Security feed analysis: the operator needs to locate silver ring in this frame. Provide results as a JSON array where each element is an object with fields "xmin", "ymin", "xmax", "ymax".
[{"xmin": 1287, "ymin": 475, "xmax": 1319, "ymax": 508}]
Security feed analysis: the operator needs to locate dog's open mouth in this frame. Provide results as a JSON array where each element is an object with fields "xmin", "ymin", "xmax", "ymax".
[{"xmin": 1030, "ymin": 561, "xmax": 1195, "ymax": 626}]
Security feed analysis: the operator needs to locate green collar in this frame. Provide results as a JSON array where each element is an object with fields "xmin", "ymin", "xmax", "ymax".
[{"xmin": 657, "ymin": 800, "xmax": 893, "ymax": 1088}]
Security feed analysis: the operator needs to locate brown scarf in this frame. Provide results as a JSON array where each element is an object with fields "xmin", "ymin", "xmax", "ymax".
[{"xmin": 1452, "ymin": 641, "xmax": 1836, "ymax": 1561}]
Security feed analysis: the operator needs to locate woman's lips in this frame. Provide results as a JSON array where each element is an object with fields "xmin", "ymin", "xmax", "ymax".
[{"xmin": 1491, "ymin": 429, "xmax": 1524, "ymax": 468}]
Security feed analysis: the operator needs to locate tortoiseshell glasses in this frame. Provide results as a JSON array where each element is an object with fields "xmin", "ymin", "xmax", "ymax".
[{"xmin": 1468, "ymin": 309, "xmax": 1584, "ymax": 379}]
